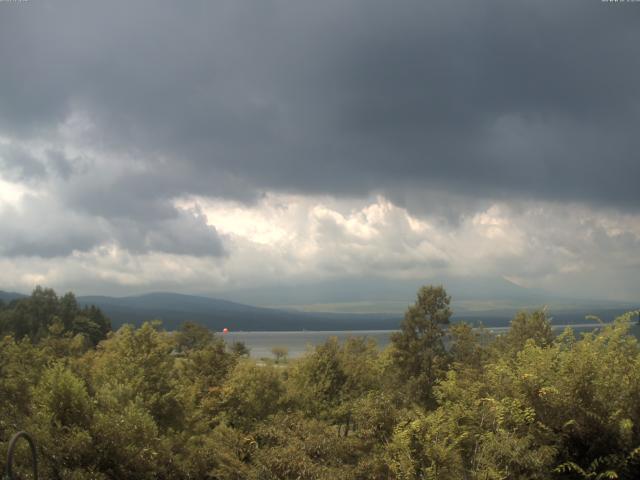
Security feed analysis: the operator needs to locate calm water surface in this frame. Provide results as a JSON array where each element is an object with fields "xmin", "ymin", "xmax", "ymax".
[{"xmin": 223, "ymin": 323, "xmax": 612, "ymax": 359}]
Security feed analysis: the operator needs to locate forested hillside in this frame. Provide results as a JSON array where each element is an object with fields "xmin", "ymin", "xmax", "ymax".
[{"xmin": 1, "ymin": 286, "xmax": 640, "ymax": 479}]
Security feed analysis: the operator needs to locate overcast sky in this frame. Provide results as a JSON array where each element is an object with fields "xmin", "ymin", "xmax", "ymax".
[{"xmin": 1, "ymin": 0, "xmax": 639, "ymax": 304}]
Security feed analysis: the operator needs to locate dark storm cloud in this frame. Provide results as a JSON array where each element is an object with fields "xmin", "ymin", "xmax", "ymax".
[
  {"xmin": 0, "ymin": 144, "xmax": 47, "ymax": 182},
  {"xmin": 107, "ymin": 209, "xmax": 226, "ymax": 257},
  {"xmin": 0, "ymin": 194, "xmax": 106, "ymax": 258},
  {"xmin": 1, "ymin": 0, "xmax": 640, "ymax": 215},
  {"xmin": 1, "ymin": 145, "xmax": 83, "ymax": 183},
  {"xmin": 45, "ymin": 150, "xmax": 76, "ymax": 180},
  {"xmin": 0, "ymin": 191, "xmax": 225, "ymax": 258}
]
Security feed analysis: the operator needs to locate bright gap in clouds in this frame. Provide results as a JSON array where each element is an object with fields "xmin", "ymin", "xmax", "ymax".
[
  {"xmin": 176, "ymin": 193, "xmax": 451, "ymax": 273},
  {"xmin": 0, "ymin": 178, "xmax": 29, "ymax": 206}
]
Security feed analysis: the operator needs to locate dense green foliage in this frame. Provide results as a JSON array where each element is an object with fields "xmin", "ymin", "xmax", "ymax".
[
  {"xmin": 1, "ymin": 286, "xmax": 640, "ymax": 479},
  {"xmin": 0, "ymin": 287, "xmax": 111, "ymax": 346}
]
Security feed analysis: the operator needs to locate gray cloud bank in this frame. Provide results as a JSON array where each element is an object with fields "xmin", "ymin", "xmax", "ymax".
[
  {"xmin": 0, "ymin": 0, "xmax": 639, "ymax": 300},
  {"xmin": 1, "ymin": 0, "xmax": 639, "ymax": 208}
]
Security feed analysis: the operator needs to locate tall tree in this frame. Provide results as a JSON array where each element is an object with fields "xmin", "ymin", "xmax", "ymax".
[
  {"xmin": 391, "ymin": 285, "xmax": 451, "ymax": 406},
  {"xmin": 496, "ymin": 309, "xmax": 554, "ymax": 355}
]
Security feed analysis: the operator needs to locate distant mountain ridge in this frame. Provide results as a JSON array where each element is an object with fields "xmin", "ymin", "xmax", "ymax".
[
  {"xmin": 0, "ymin": 290, "xmax": 27, "ymax": 303},
  {"xmin": 2, "ymin": 288, "xmax": 637, "ymax": 332},
  {"xmin": 1, "ymin": 289, "xmax": 404, "ymax": 331},
  {"xmin": 76, "ymin": 292, "xmax": 402, "ymax": 331}
]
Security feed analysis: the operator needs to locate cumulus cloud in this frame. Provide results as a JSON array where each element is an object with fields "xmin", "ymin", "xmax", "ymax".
[
  {"xmin": 1, "ymin": 193, "xmax": 638, "ymax": 301},
  {"xmin": 177, "ymin": 195, "xmax": 640, "ymax": 300}
]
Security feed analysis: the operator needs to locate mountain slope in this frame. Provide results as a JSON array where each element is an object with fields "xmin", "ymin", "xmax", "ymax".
[
  {"xmin": 77, "ymin": 292, "xmax": 402, "ymax": 331},
  {"xmin": 0, "ymin": 290, "xmax": 27, "ymax": 303}
]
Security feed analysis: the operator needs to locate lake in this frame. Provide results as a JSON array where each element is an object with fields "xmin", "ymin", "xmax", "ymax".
[{"xmin": 222, "ymin": 322, "xmax": 614, "ymax": 359}]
